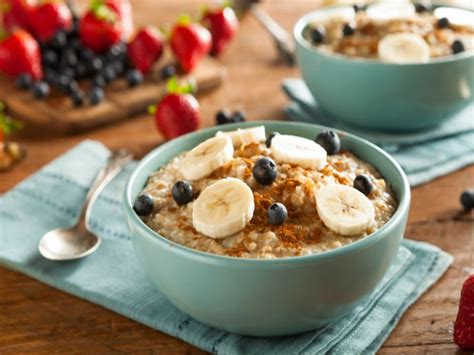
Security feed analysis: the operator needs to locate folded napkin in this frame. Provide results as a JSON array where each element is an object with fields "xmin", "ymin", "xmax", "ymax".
[
  {"xmin": 282, "ymin": 79, "xmax": 474, "ymax": 187},
  {"xmin": 0, "ymin": 141, "xmax": 453, "ymax": 354}
]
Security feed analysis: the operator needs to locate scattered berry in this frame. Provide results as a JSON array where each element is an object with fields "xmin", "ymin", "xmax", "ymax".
[
  {"xmin": 102, "ymin": 65, "xmax": 117, "ymax": 82},
  {"xmin": 90, "ymin": 86, "xmax": 105, "ymax": 105},
  {"xmin": 32, "ymin": 81, "xmax": 50, "ymax": 99},
  {"xmin": 231, "ymin": 110, "xmax": 246, "ymax": 122},
  {"xmin": 460, "ymin": 190, "xmax": 474, "ymax": 211},
  {"xmin": 342, "ymin": 23, "xmax": 355, "ymax": 36},
  {"xmin": 353, "ymin": 174, "xmax": 373, "ymax": 196},
  {"xmin": 315, "ymin": 130, "xmax": 341, "ymax": 155},
  {"xmin": 15, "ymin": 73, "xmax": 33, "ymax": 90},
  {"xmin": 453, "ymin": 275, "xmax": 474, "ymax": 349},
  {"xmin": 201, "ymin": 6, "xmax": 239, "ymax": 56},
  {"xmin": 268, "ymin": 203, "xmax": 288, "ymax": 226},
  {"xmin": 253, "ymin": 157, "xmax": 277, "ymax": 185},
  {"xmin": 160, "ymin": 65, "xmax": 176, "ymax": 79},
  {"xmin": 126, "ymin": 69, "xmax": 143, "ymax": 87},
  {"xmin": 452, "ymin": 40, "xmax": 465, "ymax": 54},
  {"xmin": 310, "ymin": 25, "xmax": 326, "ymax": 45},
  {"xmin": 266, "ymin": 132, "xmax": 280, "ymax": 148},
  {"xmin": 128, "ymin": 26, "xmax": 164, "ymax": 74},
  {"xmin": 172, "ymin": 180, "xmax": 194, "ymax": 205},
  {"xmin": 437, "ymin": 17, "xmax": 450, "ymax": 29},
  {"xmin": 71, "ymin": 90, "xmax": 85, "ymax": 107},
  {"xmin": 133, "ymin": 194, "xmax": 154, "ymax": 216}
]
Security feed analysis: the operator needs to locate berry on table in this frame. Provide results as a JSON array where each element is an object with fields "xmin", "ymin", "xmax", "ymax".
[
  {"xmin": 253, "ymin": 157, "xmax": 278, "ymax": 185},
  {"xmin": 133, "ymin": 194, "xmax": 154, "ymax": 216},
  {"xmin": 353, "ymin": 174, "xmax": 373, "ymax": 196},
  {"xmin": 315, "ymin": 130, "xmax": 341, "ymax": 155},
  {"xmin": 71, "ymin": 90, "xmax": 85, "ymax": 107},
  {"xmin": 453, "ymin": 275, "xmax": 474, "ymax": 349},
  {"xmin": 126, "ymin": 69, "xmax": 143, "ymax": 87},
  {"xmin": 266, "ymin": 132, "xmax": 280, "ymax": 148},
  {"xmin": 172, "ymin": 180, "xmax": 194, "ymax": 205},
  {"xmin": 231, "ymin": 110, "xmax": 246, "ymax": 122},
  {"xmin": 102, "ymin": 65, "xmax": 117, "ymax": 82},
  {"xmin": 160, "ymin": 65, "xmax": 176, "ymax": 79},
  {"xmin": 460, "ymin": 190, "xmax": 474, "ymax": 211},
  {"xmin": 32, "ymin": 81, "xmax": 50, "ymax": 99},
  {"xmin": 92, "ymin": 75, "xmax": 106, "ymax": 88},
  {"xmin": 15, "ymin": 73, "xmax": 33, "ymax": 90},
  {"xmin": 90, "ymin": 86, "xmax": 105, "ymax": 105},
  {"xmin": 215, "ymin": 109, "xmax": 232, "ymax": 125},
  {"xmin": 452, "ymin": 40, "xmax": 465, "ymax": 54},
  {"xmin": 268, "ymin": 203, "xmax": 288, "ymax": 226}
]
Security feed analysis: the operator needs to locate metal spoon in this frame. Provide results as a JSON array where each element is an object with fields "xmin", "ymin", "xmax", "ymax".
[{"xmin": 38, "ymin": 149, "xmax": 133, "ymax": 261}]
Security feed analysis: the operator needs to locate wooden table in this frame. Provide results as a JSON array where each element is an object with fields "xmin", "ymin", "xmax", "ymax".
[{"xmin": 0, "ymin": 1, "xmax": 473, "ymax": 353}]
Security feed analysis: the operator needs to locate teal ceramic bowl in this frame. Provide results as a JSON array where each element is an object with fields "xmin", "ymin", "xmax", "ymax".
[
  {"xmin": 294, "ymin": 6, "xmax": 474, "ymax": 132},
  {"xmin": 124, "ymin": 121, "xmax": 411, "ymax": 336}
]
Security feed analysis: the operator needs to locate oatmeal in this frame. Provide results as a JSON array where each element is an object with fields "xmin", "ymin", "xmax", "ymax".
[
  {"xmin": 303, "ymin": 3, "xmax": 474, "ymax": 63},
  {"xmin": 134, "ymin": 127, "xmax": 397, "ymax": 259}
]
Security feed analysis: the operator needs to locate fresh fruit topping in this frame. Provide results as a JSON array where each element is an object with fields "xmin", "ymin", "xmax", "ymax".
[
  {"xmin": 79, "ymin": 2, "xmax": 123, "ymax": 53},
  {"xmin": 434, "ymin": 7, "xmax": 474, "ymax": 31},
  {"xmin": 133, "ymin": 194, "xmax": 154, "ymax": 216},
  {"xmin": 172, "ymin": 180, "xmax": 194, "ymax": 205},
  {"xmin": 309, "ymin": 6, "xmax": 355, "ymax": 24},
  {"xmin": 216, "ymin": 126, "xmax": 266, "ymax": 147},
  {"xmin": 366, "ymin": 2, "xmax": 415, "ymax": 22},
  {"xmin": 378, "ymin": 32, "xmax": 430, "ymax": 64},
  {"xmin": 352, "ymin": 4, "xmax": 365, "ymax": 13},
  {"xmin": 414, "ymin": 3, "xmax": 428, "ymax": 13},
  {"xmin": 271, "ymin": 134, "xmax": 327, "ymax": 170},
  {"xmin": 90, "ymin": 86, "xmax": 105, "ymax": 105},
  {"xmin": 266, "ymin": 131, "xmax": 280, "ymax": 148},
  {"xmin": 15, "ymin": 73, "xmax": 33, "ymax": 90},
  {"xmin": 160, "ymin": 64, "xmax": 176, "ymax": 79},
  {"xmin": 309, "ymin": 25, "xmax": 326, "ymax": 45},
  {"xmin": 460, "ymin": 190, "xmax": 474, "ymax": 211},
  {"xmin": 0, "ymin": 30, "xmax": 43, "ymax": 80},
  {"xmin": 452, "ymin": 40, "xmax": 465, "ymax": 54},
  {"xmin": 179, "ymin": 135, "xmax": 234, "ymax": 181},
  {"xmin": 453, "ymin": 275, "xmax": 474, "ymax": 349},
  {"xmin": 29, "ymin": 2, "xmax": 73, "ymax": 42},
  {"xmin": 253, "ymin": 157, "xmax": 277, "ymax": 185},
  {"xmin": 353, "ymin": 174, "xmax": 373, "ymax": 196},
  {"xmin": 437, "ymin": 17, "xmax": 450, "ymax": 29},
  {"xmin": 153, "ymin": 77, "xmax": 200, "ymax": 140},
  {"xmin": 170, "ymin": 16, "xmax": 212, "ymax": 72},
  {"xmin": 315, "ymin": 130, "xmax": 341, "ymax": 155},
  {"xmin": 316, "ymin": 184, "xmax": 375, "ymax": 236},
  {"xmin": 202, "ymin": 6, "xmax": 239, "ymax": 56},
  {"xmin": 32, "ymin": 81, "xmax": 50, "ymax": 99},
  {"xmin": 268, "ymin": 202, "xmax": 288, "ymax": 226},
  {"xmin": 126, "ymin": 69, "xmax": 143, "ymax": 87},
  {"xmin": 192, "ymin": 177, "xmax": 254, "ymax": 239},
  {"xmin": 342, "ymin": 23, "xmax": 355, "ymax": 37},
  {"xmin": 127, "ymin": 26, "xmax": 164, "ymax": 74}
]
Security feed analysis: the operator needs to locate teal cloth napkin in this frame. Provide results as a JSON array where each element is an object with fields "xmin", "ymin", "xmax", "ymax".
[
  {"xmin": 282, "ymin": 79, "xmax": 474, "ymax": 187},
  {"xmin": 0, "ymin": 141, "xmax": 453, "ymax": 354}
]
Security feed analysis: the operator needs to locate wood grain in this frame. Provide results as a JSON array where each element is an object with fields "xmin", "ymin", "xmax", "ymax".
[{"xmin": 0, "ymin": 0, "xmax": 473, "ymax": 353}]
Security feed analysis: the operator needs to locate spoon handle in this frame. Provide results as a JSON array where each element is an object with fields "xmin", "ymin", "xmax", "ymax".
[{"xmin": 76, "ymin": 149, "xmax": 133, "ymax": 231}]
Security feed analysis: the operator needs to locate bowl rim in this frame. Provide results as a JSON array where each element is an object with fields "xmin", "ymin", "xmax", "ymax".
[
  {"xmin": 124, "ymin": 121, "xmax": 411, "ymax": 267},
  {"xmin": 293, "ymin": 4, "xmax": 474, "ymax": 66}
]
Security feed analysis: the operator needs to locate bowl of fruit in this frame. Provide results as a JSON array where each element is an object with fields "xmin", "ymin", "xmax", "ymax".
[{"xmin": 294, "ymin": 2, "xmax": 474, "ymax": 132}]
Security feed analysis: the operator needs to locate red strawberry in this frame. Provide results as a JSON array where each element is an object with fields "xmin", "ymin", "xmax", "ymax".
[
  {"xmin": 29, "ymin": 1, "xmax": 72, "ymax": 42},
  {"xmin": 2, "ymin": 0, "xmax": 36, "ymax": 31},
  {"xmin": 105, "ymin": 0, "xmax": 133, "ymax": 40},
  {"xmin": 202, "ymin": 6, "xmax": 238, "ymax": 56},
  {"xmin": 152, "ymin": 78, "xmax": 200, "ymax": 139},
  {"xmin": 170, "ymin": 16, "xmax": 211, "ymax": 73},
  {"xmin": 79, "ymin": 2, "xmax": 123, "ymax": 53},
  {"xmin": 127, "ymin": 27, "xmax": 163, "ymax": 74},
  {"xmin": 0, "ymin": 30, "xmax": 42, "ymax": 80},
  {"xmin": 454, "ymin": 275, "xmax": 474, "ymax": 349}
]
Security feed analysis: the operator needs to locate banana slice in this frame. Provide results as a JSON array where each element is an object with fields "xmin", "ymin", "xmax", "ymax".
[
  {"xmin": 180, "ymin": 135, "xmax": 234, "ymax": 181},
  {"xmin": 367, "ymin": 2, "xmax": 415, "ymax": 22},
  {"xmin": 216, "ymin": 126, "xmax": 266, "ymax": 147},
  {"xmin": 378, "ymin": 33, "xmax": 431, "ymax": 64},
  {"xmin": 309, "ymin": 6, "xmax": 356, "ymax": 24},
  {"xmin": 270, "ymin": 134, "xmax": 327, "ymax": 170},
  {"xmin": 192, "ymin": 178, "xmax": 255, "ymax": 239},
  {"xmin": 316, "ymin": 184, "xmax": 375, "ymax": 236},
  {"xmin": 434, "ymin": 7, "xmax": 474, "ymax": 31}
]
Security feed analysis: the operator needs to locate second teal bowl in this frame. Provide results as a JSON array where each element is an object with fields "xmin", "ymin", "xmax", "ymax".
[
  {"xmin": 124, "ymin": 121, "xmax": 411, "ymax": 336},
  {"xmin": 294, "ymin": 7, "xmax": 474, "ymax": 132}
]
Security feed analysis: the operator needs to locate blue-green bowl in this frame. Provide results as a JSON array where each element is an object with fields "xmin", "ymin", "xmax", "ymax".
[
  {"xmin": 124, "ymin": 121, "xmax": 411, "ymax": 336},
  {"xmin": 294, "ymin": 6, "xmax": 474, "ymax": 132}
]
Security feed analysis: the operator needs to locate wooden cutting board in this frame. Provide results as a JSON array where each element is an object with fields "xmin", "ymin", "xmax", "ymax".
[{"xmin": 1, "ymin": 55, "xmax": 225, "ymax": 135}]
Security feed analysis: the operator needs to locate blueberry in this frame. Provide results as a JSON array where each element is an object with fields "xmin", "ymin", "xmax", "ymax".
[
  {"xmin": 452, "ymin": 40, "xmax": 465, "ymax": 54},
  {"xmin": 103, "ymin": 65, "xmax": 116, "ymax": 82},
  {"xmin": 342, "ymin": 23, "xmax": 356, "ymax": 36},
  {"xmin": 114, "ymin": 61, "xmax": 125, "ymax": 75},
  {"xmin": 253, "ymin": 157, "xmax": 277, "ymax": 185},
  {"xmin": 65, "ymin": 49, "xmax": 78, "ymax": 67},
  {"xmin": 352, "ymin": 4, "xmax": 366, "ymax": 12},
  {"xmin": 353, "ymin": 174, "xmax": 373, "ymax": 196},
  {"xmin": 58, "ymin": 75, "xmax": 71, "ymax": 92},
  {"xmin": 160, "ymin": 65, "xmax": 176, "ymax": 79},
  {"xmin": 437, "ymin": 17, "xmax": 450, "ymax": 29},
  {"xmin": 92, "ymin": 75, "xmax": 106, "ymax": 88},
  {"xmin": 15, "ymin": 73, "xmax": 33, "ymax": 90},
  {"xmin": 232, "ymin": 110, "xmax": 246, "ymax": 122},
  {"xmin": 32, "ymin": 81, "xmax": 50, "ymax": 99},
  {"xmin": 133, "ymin": 194, "xmax": 154, "ymax": 216},
  {"xmin": 107, "ymin": 42, "xmax": 126, "ymax": 60},
  {"xmin": 126, "ymin": 69, "xmax": 143, "ymax": 87},
  {"xmin": 315, "ymin": 130, "xmax": 341, "ymax": 155},
  {"xmin": 75, "ymin": 62, "xmax": 88, "ymax": 78},
  {"xmin": 50, "ymin": 30, "xmax": 67, "ymax": 48},
  {"xmin": 460, "ymin": 190, "xmax": 474, "ymax": 211},
  {"xmin": 215, "ymin": 109, "xmax": 232, "ymax": 125},
  {"xmin": 44, "ymin": 68, "xmax": 59, "ymax": 85},
  {"xmin": 70, "ymin": 37, "xmax": 82, "ymax": 50},
  {"xmin": 90, "ymin": 86, "xmax": 105, "ymax": 105},
  {"xmin": 310, "ymin": 25, "xmax": 326, "ymax": 45},
  {"xmin": 62, "ymin": 67, "xmax": 75, "ymax": 79},
  {"xmin": 268, "ymin": 203, "xmax": 288, "ymax": 226},
  {"xmin": 42, "ymin": 49, "xmax": 58, "ymax": 66},
  {"xmin": 89, "ymin": 57, "xmax": 103, "ymax": 72},
  {"xmin": 414, "ymin": 3, "xmax": 428, "ymax": 13},
  {"xmin": 172, "ymin": 180, "xmax": 194, "ymax": 205},
  {"xmin": 66, "ymin": 80, "xmax": 79, "ymax": 95},
  {"xmin": 266, "ymin": 131, "xmax": 279, "ymax": 148},
  {"xmin": 82, "ymin": 49, "xmax": 96, "ymax": 62},
  {"xmin": 71, "ymin": 90, "xmax": 85, "ymax": 107}
]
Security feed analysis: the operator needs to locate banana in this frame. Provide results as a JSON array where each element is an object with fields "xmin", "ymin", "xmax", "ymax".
[
  {"xmin": 378, "ymin": 33, "xmax": 431, "ymax": 64},
  {"xmin": 179, "ymin": 135, "xmax": 234, "ymax": 181},
  {"xmin": 192, "ymin": 178, "xmax": 255, "ymax": 239},
  {"xmin": 316, "ymin": 184, "xmax": 375, "ymax": 236},
  {"xmin": 309, "ymin": 6, "xmax": 355, "ymax": 24},
  {"xmin": 270, "ymin": 134, "xmax": 327, "ymax": 170},
  {"xmin": 215, "ymin": 126, "xmax": 266, "ymax": 147},
  {"xmin": 434, "ymin": 7, "xmax": 474, "ymax": 31},
  {"xmin": 366, "ymin": 2, "xmax": 415, "ymax": 23}
]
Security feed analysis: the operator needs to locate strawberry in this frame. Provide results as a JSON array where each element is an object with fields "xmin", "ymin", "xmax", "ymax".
[
  {"xmin": 0, "ymin": 30, "xmax": 42, "ymax": 80},
  {"xmin": 28, "ymin": 1, "xmax": 72, "ymax": 42},
  {"xmin": 105, "ymin": 0, "xmax": 133, "ymax": 40},
  {"xmin": 127, "ymin": 26, "xmax": 163, "ymax": 74},
  {"xmin": 202, "ymin": 6, "xmax": 238, "ymax": 56},
  {"xmin": 170, "ymin": 16, "xmax": 211, "ymax": 73},
  {"xmin": 79, "ymin": 1, "xmax": 123, "ymax": 53},
  {"xmin": 2, "ymin": 0, "xmax": 36, "ymax": 31},
  {"xmin": 151, "ymin": 78, "xmax": 200, "ymax": 139},
  {"xmin": 454, "ymin": 275, "xmax": 474, "ymax": 349}
]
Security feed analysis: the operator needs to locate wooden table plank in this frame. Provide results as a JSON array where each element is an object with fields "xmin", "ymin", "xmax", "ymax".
[{"xmin": 1, "ymin": 0, "xmax": 473, "ymax": 353}]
